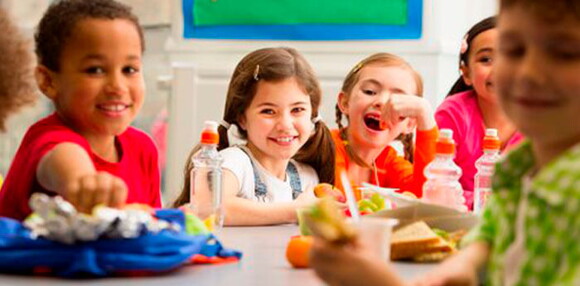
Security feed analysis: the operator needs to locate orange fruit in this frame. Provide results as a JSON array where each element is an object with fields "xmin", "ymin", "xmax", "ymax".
[{"xmin": 285, "ymin": 235, "xmax": 314, "ymax": 268}]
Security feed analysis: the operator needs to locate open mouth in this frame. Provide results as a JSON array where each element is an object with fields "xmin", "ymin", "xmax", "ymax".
[{"xmin": 364, "ymin": 114, "xmax": 383, "ymax": 131}]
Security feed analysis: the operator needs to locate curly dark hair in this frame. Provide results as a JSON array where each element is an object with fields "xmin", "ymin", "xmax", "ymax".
[
  {"xmin": 0, "ymin": 8, "xmax": 37, "ymax": 132},
  {"xmin": 35, "ymin": 0, "xmax": 145, "ymax": 72}
]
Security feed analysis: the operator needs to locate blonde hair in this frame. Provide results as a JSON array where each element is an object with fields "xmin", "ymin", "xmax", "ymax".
[{"xmin": 335, "ymin": 53, "xmax": 423, "ymax": 166}]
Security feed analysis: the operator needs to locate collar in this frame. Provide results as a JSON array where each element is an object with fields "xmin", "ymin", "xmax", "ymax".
[{"xmin": 494, "ymin": 140, "xmax": 580, "ymax": 206}]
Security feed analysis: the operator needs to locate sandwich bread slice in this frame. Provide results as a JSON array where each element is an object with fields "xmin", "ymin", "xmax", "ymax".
[{"xmin": 390, "ymin": 220, "xmax": 454, "ymax": 260}]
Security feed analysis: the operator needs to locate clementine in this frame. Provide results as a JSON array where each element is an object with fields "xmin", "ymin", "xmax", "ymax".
[{"xmin": 285, "ymin": 235, "xmax": 313, "ymax": 268}]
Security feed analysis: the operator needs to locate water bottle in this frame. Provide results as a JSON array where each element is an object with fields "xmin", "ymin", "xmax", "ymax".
[
  {"xmin": 190, "ymin": 121, "xmax": 224, "ymax": 230},
  {"xmin": 473, "ymin": 128, "xmax": 501, "ymax": 214},
  {"xmin": 422, "ymin": 129, "xmax": 467, "ymax": 212}
]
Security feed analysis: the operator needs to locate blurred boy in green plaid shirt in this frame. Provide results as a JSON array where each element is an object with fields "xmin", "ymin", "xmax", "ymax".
[
  {"xmin": 419, "ymin": 0, "xmax": 580, "ymax": 285},
  {"xmin": 309, "ymin": 0, "xmax": 580, "ymax": 285}
]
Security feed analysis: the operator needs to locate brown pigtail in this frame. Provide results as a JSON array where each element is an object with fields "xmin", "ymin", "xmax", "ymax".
[
  {"xmin": 398, "ymin": 133, "xmax": 415, "ymax": 163},
  {"xmin": 294, "ymin": 121, "xmax": 335, "ymax": 184}
]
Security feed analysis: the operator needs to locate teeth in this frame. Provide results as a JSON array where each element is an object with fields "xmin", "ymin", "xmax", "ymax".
[
  {"xmin": 276, "ymin": 137, "xmax": 293, "ymax": 143},
  {"xmin": 100, "ymin": 104, "xmax": 126, "ymax": 112}
]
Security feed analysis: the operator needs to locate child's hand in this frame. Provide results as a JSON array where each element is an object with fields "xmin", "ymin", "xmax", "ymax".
[
  {"xmin": 293, "ymin": 187, "xmax": 319, "ymax": 209},
  {"xmin": 410, "ymin": 254, "xmax": 479, "ymax": 286},
  {"xmin": 64, "ymin": 171, "xmax": 128, "ymax": 213},
  {"xmin": 382, "ymin": 94, "xmax": 436, "ymax": 131},
  {"xmin": 310, "ymin": 238, "xmax": 405, "ymax": 286}
]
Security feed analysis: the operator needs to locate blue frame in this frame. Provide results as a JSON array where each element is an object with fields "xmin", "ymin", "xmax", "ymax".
[{"xmin": 182, "ymin": 0, "xmax": 423, "ymax": 40}]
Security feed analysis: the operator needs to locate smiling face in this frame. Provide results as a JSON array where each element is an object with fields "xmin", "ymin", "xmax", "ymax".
[
  {"xmin": 240, "ymin": 77, "xmax": 313, "ymax": 165},
  {"xmin": 496, "ymin": 6, "xmax": 580, "ymax": 146},
  {"xmin": 339, "ymin": 64, "xmax": 417, "ymax": 150},
  {"xmin": 461, "ymin": 29, "xmax": 498, "ymax": 104},
  {"xmin": 40, "ymin": 18, "xmax": 144, "ymax": 143}
]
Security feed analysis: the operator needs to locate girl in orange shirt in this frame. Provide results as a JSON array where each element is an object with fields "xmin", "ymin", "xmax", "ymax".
[{"xmin": 333, "ymin": 53, "xmax": 438, "ymax": 197}]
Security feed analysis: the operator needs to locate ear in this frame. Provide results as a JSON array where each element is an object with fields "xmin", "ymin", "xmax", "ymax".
[
  {"xmin": 237, "ymin": 114, "xmax": 247, "ymax": 131},
  {"xmin": 402, "ymin": 118, "xmax": 417, "ymax": 134},
  {"xmin": 35, "ymin": 65, "xmax": 59, "ymax": 100},
  {"xmin": 337, "ymin": 91, "xmax": 349, "ymax": 115},
  {"xmin": 459, "ymin": 62, "xmax": 473, "ymax": 86}
]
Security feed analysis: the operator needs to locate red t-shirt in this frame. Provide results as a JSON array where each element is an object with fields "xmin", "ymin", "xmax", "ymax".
[
  {"xmin": 0, "ymin": 113, "xmax": 162, "ymax": 220},
  {"xmin": 332, "ymin": 128, "xmax": 438, "ymax": 198}
]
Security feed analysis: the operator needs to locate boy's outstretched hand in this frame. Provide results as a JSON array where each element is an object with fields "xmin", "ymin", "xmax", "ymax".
[
  {"xmin": 64, "ymin": 171, "xmax": 128, "ymax": 213},
  {"xmin": 37, "ymin": 142, "xmax": 129, "ymax": 214},
  {"xmin": 310, "ymin": 238, "xmax": 406, "ymax": 286}
]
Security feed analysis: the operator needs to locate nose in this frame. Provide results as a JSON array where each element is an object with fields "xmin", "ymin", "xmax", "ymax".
[
  {"xmin": 276, "ymin": 111, "xmax": 294, "ymax": 130},
  {"xmin": 373, "ymin": 91, "xmax": 390, "ymax": 108},
  {"xmin": 105, "ymin": 71, "xmax": 129, "ymax": 95},
  {"xmin": 515, "ymin": 49, "xmax": 547, "ymax": 92}
]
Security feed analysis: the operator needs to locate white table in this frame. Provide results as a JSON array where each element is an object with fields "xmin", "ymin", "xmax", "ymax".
[{"xmin": 0, "ymin": 225, "xmax": 435, "ymax": 285}]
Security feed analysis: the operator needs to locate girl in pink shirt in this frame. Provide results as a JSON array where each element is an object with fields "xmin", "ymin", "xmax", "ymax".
[{"xmin": 435, "ymin": 16, "xmax": 523, "ymax": 209}]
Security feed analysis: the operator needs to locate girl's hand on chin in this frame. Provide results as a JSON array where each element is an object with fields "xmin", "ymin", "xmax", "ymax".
[{"xmin": 381, "ymin": 94, "xmax": 436, "ymax": 131}]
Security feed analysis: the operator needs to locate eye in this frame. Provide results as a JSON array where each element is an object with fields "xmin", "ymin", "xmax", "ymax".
[
  {"xmin": 85, "ymin": 66, "xmax": 104, "ymax": 74},
  {"xmin": 478, "ymin": 56, "xmax": 493, "ymax": 65},
  {"xmin": 291, "ymin": 107, "xmax": 306, "ymax": 114},
  {"xmin": 123, "ymin": 65, "xmax": 139, "ymax": 74},
  {"xmin": 260, "ymin": 109, "xmax": 275, "ymax": 115},
  {"xmin": 499, "ymin": 42, "xmax": 525, "ymax": 59},
  {"xmin": 550, "ymin": 49, "xmax": 580, "ymax": 61},
  {"xmin": 363, "ymin": 89, "xmax": 377, "ymax": 96}
]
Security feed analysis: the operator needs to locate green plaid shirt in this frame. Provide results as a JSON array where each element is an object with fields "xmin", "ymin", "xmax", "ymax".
[{"xmin": 464, "ymin": 141, "xmax": 580, "ymax": 286}]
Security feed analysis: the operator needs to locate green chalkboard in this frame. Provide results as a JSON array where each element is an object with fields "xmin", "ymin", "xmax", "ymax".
[{"xmin": 193, "ymin": 0, "xmax": 407, "ymax": 26}]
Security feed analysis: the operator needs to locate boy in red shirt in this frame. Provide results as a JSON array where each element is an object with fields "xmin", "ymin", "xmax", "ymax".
[{"xmin": 0, "ymin": 0, "xmax": 161, "ymax": 220}]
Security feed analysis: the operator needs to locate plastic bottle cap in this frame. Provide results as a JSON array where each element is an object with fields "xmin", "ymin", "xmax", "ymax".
[
  {"xmin": 439, "ymin": 129, "xmax": 453, "ymax": 139},
  {"xmin": 436, "ymin": 129, "xmax": 455, "ymax": 154},
  {"xmin": 483, "ymin": 128, "xmax": 500, "ymax": 150},
  {"xmin": 201, "ymin": 120, "xmax": 219, "ymax": 144},
  {"xmin": 485, "ymin": 128, "xmax": 498, "ymax": 137}
]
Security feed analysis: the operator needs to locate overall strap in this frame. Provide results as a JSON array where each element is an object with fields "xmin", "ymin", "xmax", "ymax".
[
  {"xmin": 286, "ymin": 162, "xmax": 302, "ymax": 200},
  {"xmin": 238, "ymin": 147, "xmax": 267, "ymax": 200},
  {"xmin": 239, "ymin": 146, "xmax": 302, "ymax": 201}
]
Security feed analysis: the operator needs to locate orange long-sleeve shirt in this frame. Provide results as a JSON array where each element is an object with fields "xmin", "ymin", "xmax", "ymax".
[{"xmin": 332, "ymin": 128, "xmax": 438, "ymax": 198}]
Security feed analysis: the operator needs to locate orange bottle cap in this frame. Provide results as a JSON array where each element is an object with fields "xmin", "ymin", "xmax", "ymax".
[
  {"xmin": 436, "ymin": 129, "xmax": 455, "ymax": 154},
  {"xmin": 483, "ymin": 128, "xmax": 500, "ymax": 150},
  {"xmin": 200, "ymin": 121, "xmax": 219, "ymax": 144}
]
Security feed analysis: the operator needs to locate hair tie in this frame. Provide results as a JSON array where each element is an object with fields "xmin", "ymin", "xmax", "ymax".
[
  {"xmin": 253, "ymin": 65, "xmax": 260, "ymax": 81},
  {"xmin": 312, "ymin": 114, "xmax": 323, "ymax": 124},
  {"xmin": 220, "ymin": 120, "xmax": 231, "ymax": 129},
  {"xmin": 460, "ymin": 34, "xmax": 469, "ymax": 55},
  {"xmin": 221, "ymin": 122, "xmax": 246, "ymax": 146}
]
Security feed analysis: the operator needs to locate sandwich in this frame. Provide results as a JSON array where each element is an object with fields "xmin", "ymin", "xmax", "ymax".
[
  {"xmin": 302, "ymin": 197, "xmax": 357, "ymax": 244},
  {"xmin": 390, "ymin": 220, "xmax": 465, "ymax": 262}
]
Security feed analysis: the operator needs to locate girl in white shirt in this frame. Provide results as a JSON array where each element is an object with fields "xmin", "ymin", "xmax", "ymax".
[{"xmin": 173, "ymin": 47, "xmax": 335, "ymax": 225}]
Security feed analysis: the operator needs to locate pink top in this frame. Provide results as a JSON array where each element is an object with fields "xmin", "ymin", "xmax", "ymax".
[
  {"xmin": 0, "ymin": 113, "xmax": 162, "ymax": 221},
  {"xmin": 435, "ymin": 90, "xmax": 524, "ymax": 209}
]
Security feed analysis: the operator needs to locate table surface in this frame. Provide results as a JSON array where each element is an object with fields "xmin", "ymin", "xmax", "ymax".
[{"xmin": 0, "ymin": 225, "xmax": 436, "ymax": 286}]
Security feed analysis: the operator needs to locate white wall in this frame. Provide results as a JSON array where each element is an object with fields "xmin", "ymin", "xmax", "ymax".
[{"xmin": 162, "ymin": 0, "xmax": 498, "ymax": 201}]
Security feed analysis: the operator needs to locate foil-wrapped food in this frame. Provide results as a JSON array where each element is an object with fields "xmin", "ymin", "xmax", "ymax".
[{"xmin": 24, "ymin": 193, "xmax": 180, "ymax": 244}]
